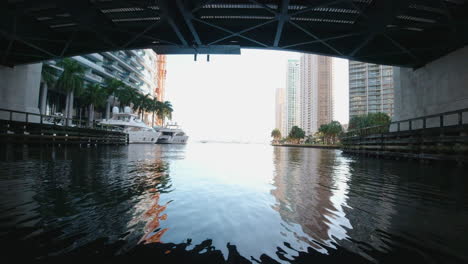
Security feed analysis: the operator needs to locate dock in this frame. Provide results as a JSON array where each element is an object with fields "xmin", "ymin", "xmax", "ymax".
[{"xmin": 0, "ymin": 108, "xmax": 128, "ymax": 146}]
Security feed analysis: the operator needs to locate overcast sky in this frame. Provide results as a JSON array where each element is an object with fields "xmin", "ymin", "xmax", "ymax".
[{"xmin": 165, "ymin": 49, "xmax": 348, "ymax": 143}]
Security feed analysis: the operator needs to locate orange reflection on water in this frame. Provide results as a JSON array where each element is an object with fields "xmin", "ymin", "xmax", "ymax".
[{"xmin": 139, "ymin": 191, "xmax": 170, "ymax": 244}]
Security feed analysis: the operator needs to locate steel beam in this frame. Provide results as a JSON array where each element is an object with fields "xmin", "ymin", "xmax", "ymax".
[
  {"xmin": 273, "ymin": 0, "xmax": 290, "ymax": 47},
  {"xmin": 176, "ymin": 0, "xmax": 202, "ymax": 45}
]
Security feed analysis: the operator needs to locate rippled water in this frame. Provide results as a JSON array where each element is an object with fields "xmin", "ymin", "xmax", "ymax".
[{"xmin": 1, "ymin": 143, "xmax": 467, "ymax": 263}]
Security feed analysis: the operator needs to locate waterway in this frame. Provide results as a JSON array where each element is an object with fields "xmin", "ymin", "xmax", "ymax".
[{"xmin": 1, "ymin": 143, "xmax": 467, "ymax": 263}]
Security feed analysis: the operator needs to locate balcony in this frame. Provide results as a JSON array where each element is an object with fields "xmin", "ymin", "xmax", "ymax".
[
  {"xmin": 103, "ymin": 52, "xmax": 142, "ymax": 75},
  {"xmin": 84, "ymin": 71, "xmax": 103, "ymax": 83},
  {"xmin": 128, "ymin": 50, "xmax": 139, "ymax": 57},
  {"xmin": 128, "ymin": 49, "xmax": 145, "ymax": 57},
  {"xmin": 85, "ymin": 53, "xmax": 103, "ymax": 62},
  {"xmin": 130, "ymin": 57, "xmax": 144, "ymax": 70},
  {"xmin": 128, "ymin": 72, "xmax": 141, "ymax": 83},
  {"xmin": 104, "ymin": 61, "xmax": 125, "ymax": 73},
  {"xmin": 72, "ymin": 56, "xmax": 113, "ymax": 79}
]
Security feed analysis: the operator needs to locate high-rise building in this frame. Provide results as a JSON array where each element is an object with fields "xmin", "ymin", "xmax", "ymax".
[
  {"xmin": 44, "ymin": 49, "xmax": 161, "ymax": 123},
  {"xmin": 285, "ymin": 59, "xmax": 300, "ymax": 136},
  {"xmin": 300, "ymin": 54, "xmax": 333, "ymax": 135},
  {"xmin": 275, "ymin": 88, "xmax": 286, "ymax": 137},
  {"xmin": 156, "ymin": 55, "xmax": 167, "ymax": 102},
  {"xmin": 155, "ymin": 55, "xmax": 167, "ymax": 125},
  {"xmin": 349, "ymin": 61, "xmax": 394, "ymax": 119}
]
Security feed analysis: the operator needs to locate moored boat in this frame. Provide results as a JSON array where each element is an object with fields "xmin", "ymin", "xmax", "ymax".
[
  {"xmin": 154, "ymin": 123, "xmax": 189, "ymax": 144},
  {"xmin": 100, "ymin": 107, "xmax": 160, "ymax": 144}
]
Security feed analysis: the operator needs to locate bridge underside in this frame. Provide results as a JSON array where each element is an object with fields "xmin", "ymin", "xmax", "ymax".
[{"xmin": 1, "ymin": 0, "xmax": 467, "ymax": 67}]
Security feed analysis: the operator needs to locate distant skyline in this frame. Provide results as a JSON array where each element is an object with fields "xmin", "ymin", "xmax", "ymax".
[{"xmin": 165, "ymin": 49, "xmax": 348, "ymax": 143}]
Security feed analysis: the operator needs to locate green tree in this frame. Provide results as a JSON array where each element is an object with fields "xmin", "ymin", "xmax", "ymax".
[
  {"xmin": 319, "ymin": 121, "xmax": 343, "ymax": 144},
  {"xmin": 271, "ymin": 129, "xmax": 281, "ymax": 143},
  {"xmin": 103, "ymin": 78, "xmax": 125, "ymax": 118},
  {"xmin": 147, "ymin": 98, "xmax": 160, "ymax": 127},
  {"xmin": 368, "ymin": 112, "xmax": 391, "ymax": 127},
  {"xmin": 348, "ymin": 112, "xmax": 391, "ymax": 134},
  {"xmin": 158, "ymin": 101, "xmax": 173, "ymax": 125},
  {"xmin": 132, "ymin": 93, "xmax": 151, "ymax": 120},
  {"xmin": 318, "ymin": 124, "xmax": 329, "ymax": 144},
  {"xmin": 41, "ymin": 63, "xmax": 57, "ymax": 88},
  {"xmin": 39, "ymin": 64, "xmax": 58, "ymax": 114},
  {"xmin": 55, "ymin": 58, "xmax": 86, "ymax": 124},
  {"xmin": 115, "ymin": 85, "xmax": 138, "ymax": 110},
  {"xmin": 141, "ymin": 95, "xmax": 155, "ymax": 123},
  {"xmin": 82, "ymin": 83, "xmax": 107, "ymax": 127},
  {"xmin": 288, "ymin": 126, "xmax": 305, "ymax": 144}
]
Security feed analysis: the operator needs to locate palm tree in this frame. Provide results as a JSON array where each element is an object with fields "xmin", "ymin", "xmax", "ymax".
[
  {"xmin": 39, "ymin": 63, "xmax": 58, "ymax": 114},
  {"xmin": 103, "ymin": 78, "xmax": 124, "ymax": 119},
  {"xmin": 271, "ymin": 129, "xmax": 281, "ymax": 143},
  {"xmin": 318, "ymin": 121, "xmax": 343, "ymax": 144},
  {"xmin": 115, "ymin": 85, "xmax": 137, "ymax": 110},
  {"xmin": 288, "ymin": 126, "xmax": 305, "ymax": 144},
  {"xmin": 132, "ymin": 93, "xmax": 151, "ymax": 120},
  {"xmin": 158, "ymin": 101, "xmax": 173, "ymax": 125},
  {"xmin": 142, "ymin": 96, "xmax": 154, "ymax": 123},
  {"xmin": 82, "ymin": 83, "xmax": 107, "ymax": 127},
  {"xmin": 156, "ymin": 100, "xmax": 165, "ymax": 126},
  {"xmin": 148, "ymin": 98, "xmax": 160, "ymax": 127},
  {"xmin": 55, "ymin": 59, "xmax": 85, "ymax": 125}
]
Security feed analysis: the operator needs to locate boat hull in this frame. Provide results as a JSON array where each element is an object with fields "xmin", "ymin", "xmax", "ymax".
[
  {"xmin": 157, "ymin": 135, "xmax": 189, "ymax": 144},
  {"xmin": 128, "ymin": 131, "xmax": 161, "ymax": 144}
]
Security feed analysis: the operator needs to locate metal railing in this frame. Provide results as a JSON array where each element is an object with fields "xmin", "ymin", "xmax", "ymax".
[
  {"xmin": 0, "ymin": 108, "xmax": 124, "ymax": 132},
  {"xmin": 344, "ymin": 107, "xmax": 468, "ymax": 138}
]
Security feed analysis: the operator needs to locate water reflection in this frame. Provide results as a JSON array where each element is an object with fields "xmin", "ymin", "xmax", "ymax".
[
  {"xmin": 272, "ymin": 147, "xmax": 336, "ymax": 250},
  {"xmin": 1, "ymin": 144, "xmax": 468, "ymax": 263},
  {"xmin": 0, "ymin": 145, "xmax": 175, "ymax": 260},
  {"xmin": 271, "ymin": 146, "xmax": 468, "ymax": 263}
]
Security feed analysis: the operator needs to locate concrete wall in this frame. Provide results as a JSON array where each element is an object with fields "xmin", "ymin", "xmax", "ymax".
[
  {"xmin": 0, "ymin": 63, "xmax": 42, "ymax": 121},
  {"xmin": 393, "ymin": 45, "xmax": 468, "ymax": 122}
]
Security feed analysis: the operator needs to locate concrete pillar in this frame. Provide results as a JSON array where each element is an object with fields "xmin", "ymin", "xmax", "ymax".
[
  {"xmin": 393, "ymin": 45, "xmax": 468, "ymax": 124},
  {"xmin": 0, "ymin": 63, "xmax": 42, "ymax": 122},
  {"xmin": 39, "ymin": 82, "xmax": 48, "ymax": 114},
  {"xmin": 105, "ymin": 101, "xmax": 110, "ymax": 120}
]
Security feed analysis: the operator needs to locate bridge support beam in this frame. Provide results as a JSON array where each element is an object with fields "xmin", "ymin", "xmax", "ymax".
[
  {"xmin": 0, "ymin": 63, "xmax": 41, "ymax": 121},
  {"xmin": 393, "ymin": 45, "xmax": 468, "ymax": 128}
]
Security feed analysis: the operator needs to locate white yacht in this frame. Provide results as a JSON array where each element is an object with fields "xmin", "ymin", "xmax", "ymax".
[
  {"xmin": 154, "ymin": 123, "xmax": 189, "ymax": 144},
  {"xmin": 100, "ymin": 107, "xmax": 160, "ymax": 144}
]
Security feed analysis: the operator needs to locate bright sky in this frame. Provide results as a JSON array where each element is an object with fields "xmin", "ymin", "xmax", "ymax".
[{"xmin": 165, "ymin": 49, "xmax": 349, "ymax": 143}]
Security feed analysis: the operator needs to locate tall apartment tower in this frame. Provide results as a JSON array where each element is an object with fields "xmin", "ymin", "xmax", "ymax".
[
  {"xmin": 300, "ymin": 54, "xmax": 333, "ymax": 135},
  {"xmin": 275, "ymin": 88, "xmax": 286, "ymax": 137},
  {"xmin": 156, "ymin": 55, "xmax": 167, "ymax": 102},
  {"xmin": 155, "ymin": 55, "xmax": 167, "ymax": 125},
  {"xmin": 44, "ymin": 49, "xmax": 161, "ymax": 124},
  {"xmin": 348, "ymin": 61, "xmax": 394, "ymax": 119},
  {"xmin": 285, "ymin": 59, "xmax": 301, "ymax": 136}
]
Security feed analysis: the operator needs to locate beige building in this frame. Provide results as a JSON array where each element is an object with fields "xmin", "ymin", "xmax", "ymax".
[
  {"xmin": 275, "ymin": 88, "xmax": 286, "ymax": 137},
  {"xmin": 300, "ymin": 54, "xmax": 333, "ymax": 135}
]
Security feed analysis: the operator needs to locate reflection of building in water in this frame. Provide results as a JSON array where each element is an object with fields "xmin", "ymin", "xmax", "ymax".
[
  {"xmin": 271, "ymin": 147, "xmax": 336, "ymax": 248},
  {"xmin": 336, "ymin": 158, "xmax": 397, "ymax": 261},
  {"xmin": 126, "ymin": 157, "xmax": 172, "ymax": 245},
  {"xmin": 271, "ymin": 147, "xmax": 398, "ymax": 260},
  {"xmin": 139, "ymin": 192, "xmax": 169, "ymax": 244}
]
